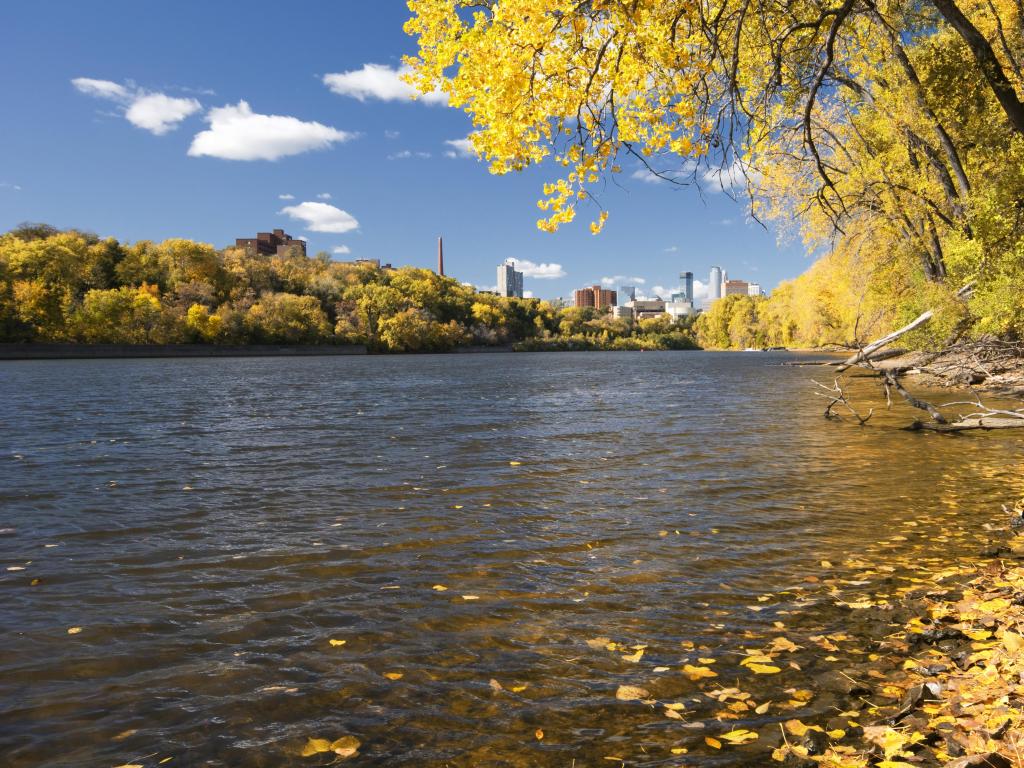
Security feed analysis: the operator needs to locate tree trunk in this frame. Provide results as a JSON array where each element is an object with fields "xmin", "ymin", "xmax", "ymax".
[{"xmin": 930, "ymin": 0, "xmax": 1024, "ymax": 134}]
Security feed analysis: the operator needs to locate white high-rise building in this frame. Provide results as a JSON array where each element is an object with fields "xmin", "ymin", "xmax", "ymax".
[
  {"xmin": 709, "ymin": 266, "xmax": 723, "ymax": 301},
  {"xmin": 747, "ymin": 283, "xmax": 763, "ymax": 296},
  {"xmin": 497, "ymin": 260, "xmax": 524, "ymax": 298}
]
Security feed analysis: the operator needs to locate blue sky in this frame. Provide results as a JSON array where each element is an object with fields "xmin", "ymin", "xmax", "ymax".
[{"xmin": 0, "ymin": 1, "xmax": 810, "ymax": 301}]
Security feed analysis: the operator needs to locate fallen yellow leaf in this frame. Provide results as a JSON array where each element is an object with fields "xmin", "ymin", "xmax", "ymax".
[
  {"xmin": 683, "ymin": 664, "xmax": 717, "ymax": 681},
  {"xmin": 301, "ymin": 738, "xmax": 332, "ymax": 757}
]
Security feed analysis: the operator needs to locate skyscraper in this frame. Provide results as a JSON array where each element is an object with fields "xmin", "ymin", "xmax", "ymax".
[
  {"xmin": 497, "ymin": 260, "xmax": 524, "ymax": 298},
  {"xmin": 620, "ymin": 285, "xmax": 637, "ymax": 302},
  {"xmin": 680, "ymin": 271, "xmax": 694, "ymax": 302},
  {"xmin": 709, "ymin": 266, "xmax": 722, "ymax": 301}
]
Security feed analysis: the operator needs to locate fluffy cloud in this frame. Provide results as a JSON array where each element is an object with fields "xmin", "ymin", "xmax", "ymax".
[
  {"xmin": 125, "ymin": 93, "xmax": 203, "ymax": 135},
  {"xmin": 332, "ymin": 245, "xmax": 351, "ymax": 255},
  {"xmin": 278, "ymin": 193, "xmax": 295, "ymax": 200},
  {"xmin": 630, "ymin": 160, "xmax": 697, "ymax": 184},
  {"xmin": 279, "ymin": 201, "xmax": 359, "ymax": 233},
  {"xmin": 702, "ymin": 160, "xmax": 758, "ymax": 194},
  {"xmin": 630, "ymin": 168, "xmax": 665, "ymax": 184},
  {"xmin": 188, "ymin": 101, "xmax": 354, "ymax": 161},
  {"xmin": 72, "ymin": 77, "xmax": 201, "ymax": 135},
  {"xmin": 317, "ymin": 192, "xmax": 332, "ymax": 199},
  {"xmin": 514, "ymin": 259, "xmax": 566, "ymax": 279},
  {"xmin": 323, "ymin": 64, "xmax": 447, "ymax": 105},
  {"xmin": 601, "ymin": 275, "xmax": 646, "ymax": 287},
  {"xmin": 444, "ymin": 137, "xmax": 475, "ymax": 158}
]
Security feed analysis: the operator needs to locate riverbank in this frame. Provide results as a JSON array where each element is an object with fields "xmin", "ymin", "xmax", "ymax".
[
  {"xmin": 877, "ymin": 342, "xmax": 1024, "ymax": 399},
  {"xmin": 766, "ymin": 501, "xmax": 1024, "ymax": 767}
]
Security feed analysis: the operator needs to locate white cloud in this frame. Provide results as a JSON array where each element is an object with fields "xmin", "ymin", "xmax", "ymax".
[
  {"xmin": 630, "ymin": 160, "xmax": 697, "ymax": 184},
  {"xmin": 702, "ymin": 160, "xmax": 758, "ymax": 194},
  {"xmin": 514, "ymin": 259, "xmax": 566, "ymax": 279},
  {"xmin": 125, "ymin": 93, "xmax": 201, "ymax": 135},
  {"xmin": 72, "ymin": 77, "xmax": 200, "ymax": 135},
  {"xmin": 663, "ymin": 246, "xmax": 679, "ymax": 253},
  {"xmin": 388, "ymin": 149, "xmax": 432, "ymax": 160},
  {"xmin": 601, "ymin": 275, "xmax": 646, "ymax": 287},
  {"xmin": 188, "ymin": 101, "xmax": 354, "ymax": 161},
  {"xmin": 0, "ymin": 182, "xmax": 22, "ymax": 191},
  {"xmin": 278, "ymin": 193, "xmax": 295, "ymax": 200},
  {"xmin": 444, "ymin": 137, "xmax": 474, "ymax": 158},
  {"xmin": 323, "ymin": 63, "xmax": 447, "ymax": 105},
  {"xmin": 332, "ymin": 245, "xmax": 351, "ymax": 255},
  {"xmin": 72, "ymin": 77, "xmax": 132, "ymax": 101},
  {"xmin": 630, "ymin": 168, "xmax": 664, "ymax": 184},
  {"xmin": 649, "ymin": 280, "xmax": 709, "ymax": 301},
  {"xmin": 280, "ymin": 201, "xmax": 359, "ymax": 233},
  {"xmin": 317, "ymin": 192, "xmax": 332, "ymax": 199},
  {"xmin": 384, "ymin": 129, "xmax": 401, "ymax": 139}
]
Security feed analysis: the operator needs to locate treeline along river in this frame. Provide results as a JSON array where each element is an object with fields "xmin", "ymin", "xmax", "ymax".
[{"xmin": 1, "ymin": 352, "xmax": 1022, "ymax": 767}]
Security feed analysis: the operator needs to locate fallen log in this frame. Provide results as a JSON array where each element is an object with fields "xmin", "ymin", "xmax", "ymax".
[
  {"xmin": 909, "ymin": 417, "xmax": 1024, "ymax": 431},
  {"xmin": 834, "ymin": 311, "xmax": 933, "ymax": 373}
]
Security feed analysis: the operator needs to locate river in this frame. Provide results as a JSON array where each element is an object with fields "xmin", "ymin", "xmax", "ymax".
[{"xmin": 1, "ymin": 351, "xmax": 1022, "ymax": 767}]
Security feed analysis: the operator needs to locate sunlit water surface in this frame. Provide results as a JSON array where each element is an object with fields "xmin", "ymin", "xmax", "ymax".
[{"xmin": 1, "ymin": 352, "xmax": 1022, "ymax": 767}]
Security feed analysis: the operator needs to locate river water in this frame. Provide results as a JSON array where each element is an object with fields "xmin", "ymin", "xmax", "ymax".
[{"xmin": 1, "ymin": 351, "xmax": 1022, "ymax": 767}]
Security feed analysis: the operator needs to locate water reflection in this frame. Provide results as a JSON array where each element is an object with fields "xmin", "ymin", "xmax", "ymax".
[{"xmin": 1, "ymin": 352, "xmax": 1022, "ymax": 767}]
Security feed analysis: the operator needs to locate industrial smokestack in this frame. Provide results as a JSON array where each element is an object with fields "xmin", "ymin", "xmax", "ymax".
[{"xmin": 437, "ymin": 236, "xmax": 444, "ymax": 277}]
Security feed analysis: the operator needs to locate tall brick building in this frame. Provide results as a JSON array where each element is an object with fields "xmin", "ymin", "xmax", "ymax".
[
  {"xmin": 235, "ymin": 229, "xmax": 307, "ymax": 257},
  {"xmin": 574, "ymin": 285, "xmax": 617, "ymax": 309}
]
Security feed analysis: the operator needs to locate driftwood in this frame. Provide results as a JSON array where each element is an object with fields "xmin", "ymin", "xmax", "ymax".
[
  {"xmin": 884, "ymin": 375, "xmax": 1024, "ymax": 431},
  {"xmin": 812, "ymin": 378, "xmax": 874, "ymax": 424},
  {"xmin": 834, "ymin": 311, "xmax": 933, "ymax": 373},
  {"xmin": 883, "ymin": 371, "xmax": 947, "ymax": 423},
  {"xmin": 910, "ymin": 417, "xmax": 1024, "ymax": 431}
]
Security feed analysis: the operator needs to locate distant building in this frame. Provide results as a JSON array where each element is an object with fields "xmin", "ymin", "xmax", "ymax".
[
  {"xmin": 709, "ymin": 266, "xmax": 723, "ymax": 301},
  {"xmin": 574, "ymin": 285, "xmax": 617, "ymax": 309},
  {"xmin": 629, "ymin": 298, "xmax": 666, "ymax": 320},
  {"xmin": 337, "ymin": 258, "xmax": 394, "ymax": 270},
  {"xmin": 612, "ymin": 305, "xmax": 633, "ymax": 320},
  {"xmin": 680, "ymin": 271, "xmax": 694, "ymax": 302},
  {"xmin": 236, "ymin": 229, "xmax": 306, "ymax": 257},
  {"xmin": 747, "ymin": 282, "xmax": 764, "ymax": 296},
  {"xmin": 665, "ymin": 299, "xmax": 698, "ymax": 320},
  {"xmin": 724, "ymin": 279, "xmax": 750, "ymax": 296},
  {"xmin": 497, "ymin": 260, "xmax": 524, "ymax": 298},
  {"xmin": 620, "ymin": 285, "xmax": 637, "ymax": 302}
]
